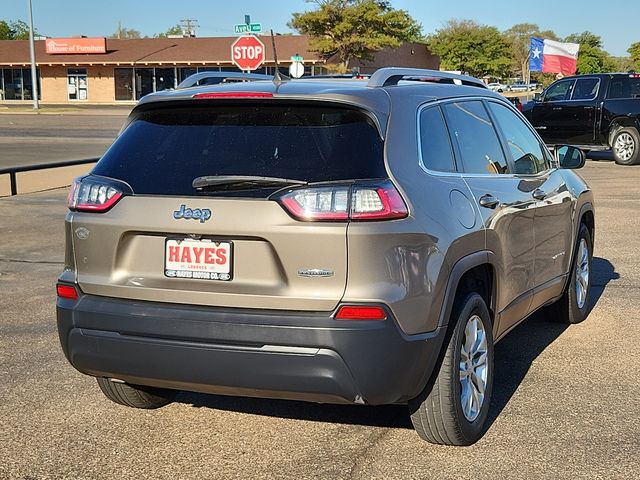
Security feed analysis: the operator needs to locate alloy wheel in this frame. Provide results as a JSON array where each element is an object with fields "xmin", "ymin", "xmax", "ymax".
[
  {"xmin": 459, "ymin": 314, "xmax": 488, "ymax": 422},
  {"xmin": 575, "ymin": 238, "xmax": 590, "ymax": 309},
  {"xmin": 615, "ymin": 133, "xmax": 635, "ymax": 161}
]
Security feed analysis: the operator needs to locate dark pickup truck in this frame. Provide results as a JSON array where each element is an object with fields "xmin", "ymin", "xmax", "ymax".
[{"xmin": 522, "ymin": 73, "xmax": 640, "ymax": 164}]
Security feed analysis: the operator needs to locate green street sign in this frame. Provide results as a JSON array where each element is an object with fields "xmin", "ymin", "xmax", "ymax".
[
  {"xmin": 234, "ymin": 23, "xmax": 262, "ymax": 34},
  {"xmin": 290, "ymin": 54, "xmax": 303, "ymax": 62}
]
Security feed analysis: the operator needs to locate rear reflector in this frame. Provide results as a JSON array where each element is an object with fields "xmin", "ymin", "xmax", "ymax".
[
  {"xmin": 192, "ymin": 92, "xmax": 273, "ymax": 99},
  {"xmin": 56, "ymin": 284, "xmax": 78, "ymax": 300},
  {"xmin": 335, "ymin": 305, "xmax": 387, "ymax": 320}
]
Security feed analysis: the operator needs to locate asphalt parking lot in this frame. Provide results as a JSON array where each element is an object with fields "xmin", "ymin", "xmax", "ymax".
[{"xmin": 0, "ymin": 160, "xmax": 638, "ymax": 479}]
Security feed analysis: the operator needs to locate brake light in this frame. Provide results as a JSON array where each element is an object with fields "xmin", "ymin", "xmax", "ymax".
[
  {"xmin": 192, "ymin": 92, "xmax": 273, "ymax": 99},
  {"xmin": 277, "ymin": 180, "xmax": 408, "ymax": 222},
  {"xmin": 56, "ymin": 284, "xmax": 78, "ymax": 300},
  {"xmin": 335, "ymin": 305, "xmax": 387, "ymax": 320},
  {"xmin": 68, "ymin": 178, "xmax": 123, "ymax": 212}
]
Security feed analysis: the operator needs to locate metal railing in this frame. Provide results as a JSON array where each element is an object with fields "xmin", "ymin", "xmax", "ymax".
[{"xmin": 0, "ymin": 157, "xmax": 98, "ymax": 196}]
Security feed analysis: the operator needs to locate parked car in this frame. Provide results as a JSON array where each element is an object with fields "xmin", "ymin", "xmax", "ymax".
[
  {"xmin": 523, "ymin": 73, "xmax": 640, "ymax": 164},
  {"xmin": 508, "ymin": 82, "xmax": 529, "ymax": 92},
  {"xmin": 56, "ymin": 67, "xmax": 595, "ymax": 446},
  {"xmin": 487, "ymin": 82, "xmax": 507, "ymax": 93}
]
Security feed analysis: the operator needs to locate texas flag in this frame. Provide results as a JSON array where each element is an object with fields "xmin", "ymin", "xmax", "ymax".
[{"xmin": 530, "ymin": 37, "xmax": 580, "ymax": 75}]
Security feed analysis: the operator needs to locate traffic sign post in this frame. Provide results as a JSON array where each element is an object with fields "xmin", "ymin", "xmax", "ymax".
[
  {"xmin": 231, "ymin": 35, "xmax": 266, "ymax": 72},
  {"xmin": 289, "ymin": 54, "xmax": 304, "ymax": 78}
]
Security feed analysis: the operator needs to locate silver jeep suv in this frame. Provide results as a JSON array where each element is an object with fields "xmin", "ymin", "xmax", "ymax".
[{"xmin": 56, "ymin": 68, "xmax": 594, "ymax": 445}]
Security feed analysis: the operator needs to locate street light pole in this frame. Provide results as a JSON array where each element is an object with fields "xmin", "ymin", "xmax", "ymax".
[{"xmin": 27, "ymin": 0, "xmax": 39, "ymax": 109}]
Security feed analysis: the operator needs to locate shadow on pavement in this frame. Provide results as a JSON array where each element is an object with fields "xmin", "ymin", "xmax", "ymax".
[
  {"xmin": 178, "ymin": 391, "xmax": 413, "ymax": 429},
  {"xmin": 177, "ymin": 257, "xmax": 617, "ymax": 431},
  {"xmin": 590, "ymin": 256, "xmax": 619, "ymax": 308}
]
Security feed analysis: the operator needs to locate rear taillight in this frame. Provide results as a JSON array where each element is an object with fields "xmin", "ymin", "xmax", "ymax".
[
  {"xmin": 335, "ymin": 305, "xmax": 387, "ymax": 320},
  {"xmin": 68, "ymin": 177, "xmax": 123, "ymax": 212},
  {"xmin": 56, "ymin": 284, "xmax": 78, "ymax": 300},
  {"xmin": 277, "ymin": 180, "xmax": 408, "ymax": 222}
]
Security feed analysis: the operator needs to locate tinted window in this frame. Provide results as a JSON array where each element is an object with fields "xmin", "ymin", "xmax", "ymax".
[
  {"xmin": 442, "ymin": 101, "xmax": 508, "ymax": 175},
  {"xmin": 93, "ymin": 104, "xmax": 385, "ymax": 196},
  {"xmin": 608, "ymin": 76, "xmax": 640, "ymax": 99},
  {"xmin": 544, "ymin": 80, "xmax": 575, "ymax": 102},
  {"xmin": 488, "ymin": 102, "xmax": 549, "ymax": 174},
  {"xmin": 572, "ymin": 78, "xmax": 600, "ymax": 100},
  {"xmin": 419, "ymin": 106, "xmax": 455, "ymax": 172}
]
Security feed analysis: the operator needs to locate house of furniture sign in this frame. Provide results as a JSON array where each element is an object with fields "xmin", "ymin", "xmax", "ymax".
[{"xmin": 45, "ymin": 38, "xmax": 107, "ymax": 55}]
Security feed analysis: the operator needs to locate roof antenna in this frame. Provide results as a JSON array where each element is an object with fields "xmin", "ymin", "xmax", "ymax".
[{"xmin": 270, "ymin": 29, "xmax": 290, "ymax": 85}]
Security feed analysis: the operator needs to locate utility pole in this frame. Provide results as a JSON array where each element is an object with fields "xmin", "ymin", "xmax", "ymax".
[
  {"xmin": 179, "ymin": 18, "xmax": 199, "ymax": 37},
  {"xmin": 27, "ymin": 0, "xmax": 39, "ymax": 109}
]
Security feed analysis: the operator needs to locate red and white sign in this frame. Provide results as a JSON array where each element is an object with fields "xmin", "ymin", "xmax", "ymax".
[
  {"xmin": 165, "ymin": 239, "xmax": 232, "ymax": 281},
  {"xmin": 45, "ymin": 38, "xmax": 107, "ymax": 55},
  {"xmin": 231, "ymin": 35, "xmax": 265, "ymax": 71}
]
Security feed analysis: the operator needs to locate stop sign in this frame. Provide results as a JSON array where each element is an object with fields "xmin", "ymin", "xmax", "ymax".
[{"xmin": 231, "ymin": 35, "xmax": 266, "ymax": 71}]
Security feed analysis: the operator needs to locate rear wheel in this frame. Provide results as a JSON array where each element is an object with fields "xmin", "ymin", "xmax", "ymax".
[
  {"xmin": 96, "ymin": 377, "xmax": 176, "ymax": 409},
  {"xmin": 555, "ymin": 223, "xmax": 592, "ymax": 324},
  {"xmin": 612, "ymin": 127, "xmax": 640, "ymax": 165},
  {"xmin": 409, "ymin": 292, "xmax": 494, "ymax": 446}
]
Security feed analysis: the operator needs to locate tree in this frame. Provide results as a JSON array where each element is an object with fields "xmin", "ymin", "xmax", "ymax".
[
  {"xmin": 565, "ymin": 32, "xmax": 616, "ymax": 74},
  {"xmin": 154, "ymin": 24, "xmax": 184, "ymax": 38},
  {"xmin": 504, "ymin": 23, "xmax": 558, "ymax": 80},
  {"xmin": 629, "ymin": 42, "xmax": 640, "ymax": 70},
  {"xmin": 427, "ymin": 19, "xmax": 511, "ymax": 78},
  {"xmin": 110, "ymin": 22, "xmax": 141, "ymax": 39},
  {"xmin": 0, "ymin": 19, "xmax": 39, "ymax": 40},
  {"xmin": 289, "ymin": 0, "xmax": 422, "ymax": 72},
  {"xmin": 0, "ymin": 20, "xmax": 12, "ymax": 40},
  {"xmin": 565, "ymin": 31, "xmax": 602, "ymax": 49}
]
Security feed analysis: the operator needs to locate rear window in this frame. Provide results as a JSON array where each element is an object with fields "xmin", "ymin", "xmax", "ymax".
[
  {"xmin": 93, "ymin": 103, "xmax": 385, "ymax": 196},
  {"xmin": 608, "ymin": 76, "xmax": 640, "ymax": 99}
]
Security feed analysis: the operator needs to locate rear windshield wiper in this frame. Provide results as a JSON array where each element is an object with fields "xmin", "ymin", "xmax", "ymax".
[{"xmin": 192, "ymin": 175, "xmax": 308, "ymax": 192}]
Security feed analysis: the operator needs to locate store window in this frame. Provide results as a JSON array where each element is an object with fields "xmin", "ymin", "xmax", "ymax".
[
  {"xmin": 67, "ymin": 68, "xmax": 88, "ymax": 101},
  {"xmin": 115, "ymin": 68, "xmax": 134, "ymax": 101},
  {"xmin": 135, "ymin": 68, "xmax": 154, "ymax": 100},
  {"xmin": 155, "ymin": 68, "xmax": 176, "ymax": 92},
  {"xmin": 0, "ymin": 68, "xmax": 40, "ymax": 101}
]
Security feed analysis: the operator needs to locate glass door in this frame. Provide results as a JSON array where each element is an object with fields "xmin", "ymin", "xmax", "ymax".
[{"xmin": 67, "ymin": 68, "xmax": 88, "ymax": 101}]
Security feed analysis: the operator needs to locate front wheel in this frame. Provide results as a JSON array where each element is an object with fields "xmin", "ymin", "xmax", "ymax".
[
  {"xmin": 409, "ymin": 292, "xmax": 494, "ymax": 446},
  {"xmin": 612, "ymin": 127, "xmax": 640, "ymax": 165}
]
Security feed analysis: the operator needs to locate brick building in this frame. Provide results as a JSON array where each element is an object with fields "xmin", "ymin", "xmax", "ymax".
[{"xmin": 0, "ymin": 35, "xmax": 438, "ymax": 104}]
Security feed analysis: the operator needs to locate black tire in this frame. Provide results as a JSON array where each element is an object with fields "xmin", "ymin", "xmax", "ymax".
[
  {"xmin": 611, "ymin": 127, "xmax": 640, "ymax": 165},
  {"xmin": 96, "ymin": 377, "xmax": 176, "ymax": 409},
  {"xmin": 555, "ymin": 223, "xmax": 592, "ymax": 324},
  {"xmin": 409, "ymin": 293, "xmax": 494, "ymax": 446}
]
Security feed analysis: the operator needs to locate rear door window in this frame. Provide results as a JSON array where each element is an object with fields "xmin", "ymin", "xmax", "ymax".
[
  {"xmin": 419, "ymin": 105, "xmax": 456, "ymax": 172},
  {"xmin": 93, "ymin": 103, "xmax": 385, "ymax": 196},
  {"xmin": 571, "ymin": 78, "xmax": 600, "ymax": 100},
  {"xmin": 442, "ymin": 101, "xmax": 508, "ymax": 175}
]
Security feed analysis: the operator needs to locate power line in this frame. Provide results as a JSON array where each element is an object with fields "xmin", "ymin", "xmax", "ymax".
[{"xmin": 179, "ymin": 18, "xmax": 199, "ymax": 37}]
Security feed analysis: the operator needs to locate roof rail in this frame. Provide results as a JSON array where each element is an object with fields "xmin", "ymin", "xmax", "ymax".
[
  {"xmin": 177, "ymin": 71, "xmax": 273, "ymax": 89},
  {"xmin": 367, "ymin": 68, "xmax": 487, "ymax": 89}
]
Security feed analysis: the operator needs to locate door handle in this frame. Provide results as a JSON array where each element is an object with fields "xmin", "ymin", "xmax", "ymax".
[
  {"xmin": 532, "ymin": 189, "xmax": 547, "ymax": 200},
  {"xmin": 479, "ymin": 194, "xmax": 500, "ymax": 209}
]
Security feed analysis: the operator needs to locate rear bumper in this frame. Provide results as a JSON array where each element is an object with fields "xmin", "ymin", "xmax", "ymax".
[{"xmin": 56, "ymin": 292, "xmax": 446, "ymax": 405}]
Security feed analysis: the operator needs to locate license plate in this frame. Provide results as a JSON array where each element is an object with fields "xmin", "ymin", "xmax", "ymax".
[{"xmin": 164, "ymin": 238, "xmax": 233, "ymax": 281}]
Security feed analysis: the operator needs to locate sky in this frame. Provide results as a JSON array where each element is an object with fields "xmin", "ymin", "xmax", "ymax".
[{"xmin": 2, "ymin": 0, "xmax": 637, "ymax": 57}]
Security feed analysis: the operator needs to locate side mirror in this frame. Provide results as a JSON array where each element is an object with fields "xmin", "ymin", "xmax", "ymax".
[
  {"xmin": 533, "ymin": 92, "xmax": 542, "ymax": 102},
  {"xmin": 555, "ymin": 145, "xmax": 585, "ymax": 169}
]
